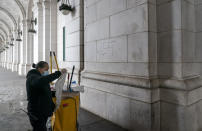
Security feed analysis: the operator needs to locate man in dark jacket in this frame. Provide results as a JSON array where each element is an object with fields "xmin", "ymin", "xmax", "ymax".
[{"xmin": 26, "ymin": 61, "xmax": 66, "ymax": 131}]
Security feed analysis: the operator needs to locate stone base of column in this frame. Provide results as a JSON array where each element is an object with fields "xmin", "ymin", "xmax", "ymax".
[
  {"xmin": 12, "ymin": 63, "xmax": 18, "ymax": 72},
  {"xmin": 6, "ymin": 63, "xmax": 10, "ymax": 70},
  {"xmin": 7, "ymin": 63, "xmax": 10, "ymax": 70},
  {"xmin": 0, "ymin": 62, "xmax": 3, "ymax": 67},
  {"xmin": 25, "ymin": 64, "xmax": 32, "ymax": 74},
  {"xmin": 18, "ymin": 63, "xmax": 32, "ymax": 76},
  {"xmin": 18, "ymin": 63, "xmax": 27, "ymax": 76},
  {"xmin": 3, "ymin": 62, "xmax": 7, "ymax": 68},
  {"xmin": 81, "ymin": 71, "xmax": 202, "ymax": 131},
  {"xmin": 81, "ymin": 71, "xmax": 159, "ymax": 131},
  {"xmin": 10, "ymin": 63, "xmax": 13, "ymax": 70},
  {"xmin": 7, "ymin": 63, "xmax": 13, "ymax": 70},
  {"xmin": 159, "ymin": 86, "xmax": 202, "ymax": 131}
]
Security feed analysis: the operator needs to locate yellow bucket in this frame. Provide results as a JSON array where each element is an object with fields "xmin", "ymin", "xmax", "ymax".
[{"xmin": 52, "ymin": 92, "xmax": 80, "ymax": 131}]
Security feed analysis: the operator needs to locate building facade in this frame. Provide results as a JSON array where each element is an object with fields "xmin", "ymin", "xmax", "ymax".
[{"xmin": 0, "ymin": 0, "xmax": 202, "ymax": 131}]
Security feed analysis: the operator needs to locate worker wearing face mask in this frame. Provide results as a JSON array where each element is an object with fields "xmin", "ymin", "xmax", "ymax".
[{"xmin": 26, "ymin": 61, "xmax": 67, "ymax": 131}]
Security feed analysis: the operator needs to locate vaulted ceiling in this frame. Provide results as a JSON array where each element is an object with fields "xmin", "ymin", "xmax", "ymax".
[{"xmin": 0, "ymin": 0, "xmax": 28, "ymax": 47}]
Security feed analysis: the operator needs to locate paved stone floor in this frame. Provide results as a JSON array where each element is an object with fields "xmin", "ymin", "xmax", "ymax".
[{"xmin": 0, "ymin": 67, "xmax": 127, "ymax": 131}]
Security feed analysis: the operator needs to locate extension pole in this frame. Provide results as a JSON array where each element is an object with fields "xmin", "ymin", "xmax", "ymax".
[
  {"xmin": 69, "ymin": 66, "xmax": 75, "ymax": 92},
  {"xmin": 67, "ymin": 73, "xmax": 70, "ymax": 91},
  {"xmin": 50, "ymin": 51, "xmax": 53, "ymax": 73},
  {"xmin": 53, "ymin": 51, "xmax": 59, "ymax": 71}
]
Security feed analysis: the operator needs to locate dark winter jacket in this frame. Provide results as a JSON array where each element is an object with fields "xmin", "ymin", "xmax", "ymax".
[{"xmin": 26, "ymin": 69, "xmax": 61, "ymax": 117}]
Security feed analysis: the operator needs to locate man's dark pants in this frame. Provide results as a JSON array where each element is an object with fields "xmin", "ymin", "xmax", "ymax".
[{"xmin": 28, "ymin": 113, "xmax": 48, "ymax": 131}]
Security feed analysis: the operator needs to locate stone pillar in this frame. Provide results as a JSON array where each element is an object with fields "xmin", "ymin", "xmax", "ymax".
[
  {"xmin": 10, "ymin": 46, "xmax": 13, "ymax": 70},
  {"xmin": 196, "ymin": 0, "xmax": 202, "ymax": 77},
  {"xmin": 2, "ymin": 51, "xmax": 6, "ymax": 67},
  {"xmin": 157, "ymin": 0, "xmax": 202, "ymax": 131},
  {"xmin": 3, "ymin": 50, "xmax": 6, "ymax": 68},
  {"xmin": 6, "ymin": 47, "xmax": 9, "ymax": 69},
  {"xmin": 18, "ymin": 19, "xmax": 27, "ymax": 75},
  {"xmin": 6, "ymin": 45, "xmax": 9, "ymax": 69},
  {"xmin": 50, "ymin": 0, "xmax": 57, "ymax": 52},
  {"xmin": 33, "ymin": 2, "xmax": 43, "ymax": 62},
  {"xmin": 0, "ymin": 52, "xmax": 1, "ymax": 66},
  {"xmin": 1, "ymin": 50, "xmax": 4, "ymax": 67},
  {"xmin": 12, "ymin": 43, "xmax": 16, "ymax": 71},
  {"xmin": 7, "ymin": 45, "xmax": 10, "ymax": 70},
  {"xmin": 26, "ymin": 20, "xmax": 34, "ymax": 73},
  {"xmin": 0, "ymin": 52, "xmax": 3, "ymax": 67},
  {"xmin": 1, "ymin": 51, "xmax": 3, "ymax": 67},
  {"xmin": 17, "ymin": 40, "xmax": 21, "ymax": 72},
  {"xmin": 8, "ymin": 46, "xmax": 10, "ymax": 69},
  {"xmin": 4, "ymin": 48, "xmax": 8, "ymax": 68},
  {"xmin": 82, "ymin": 0, "xmax": 158, "ymax": 130},
  {"xmin": 43, "ymin": 0, "xmax": 51, "ymax": 62},
  {"xmin": 12, "ymin": 30, "xmax": 19, "ymax": 72}
]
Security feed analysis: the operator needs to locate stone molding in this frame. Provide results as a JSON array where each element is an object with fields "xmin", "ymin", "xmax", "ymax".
[
  {"xmin": 81, "ymin": 71, "xmax": 202, "ymax": 106},
  {"xmin": 82, "ymin": 70, "xmax": 202, "ymax": 90}
]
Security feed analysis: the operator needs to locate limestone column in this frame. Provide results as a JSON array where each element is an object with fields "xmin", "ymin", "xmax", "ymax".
[
  {"xmin": 4, "ymin": 50, "xmax": 6, "ymax": 68},
  {"xmin": 43, "ymin": 0, "xmax": 51, "ymax": 62},
  {"xmin": 1, "ymin": 50, "xmax": 4, "ymax": 67},
  {"xmin": 11, "ymin": 32, "xmax": 14, "ymax": 71},
  {"xmin": 17, "ymin": 41, "xmax": 21, "ymax": 72},
  {"xmin": 50, "ymin": 0, "xmax": 57, "ymax": 52},
  {"xmin": 7, "ymin": 45, "xmax": 10, "ymax": 69},
  {"xmin": 0, "ymin": 52, "xmax": 3, "ymax": 66},
  {"xmin": 82, "ymin": 1, "xmax": 158, "ymax": 130},
  {"xmin": 6, "ymin": 45, "xmax": 10, "ymax": 69},
  {"xmin": 8, "ymin": 39, "xmax": 13, "ymax": 70},
  {"xmin": 12, "ymin": 43, "xmax": 15, "ymax": 71},
  {"xmin": 6, "ymin": 46, "xmax": 9, "ymax": 69},
  {"xmin": 5, "ymin": 48, "xmax": 8, "ymax": 68},
  {"xmin": 26, "ymin": 20, "xmax": 34, "ymax": 73},
  {"xmin": 1, "ymin": 51, "xmax": 4, "ymax": 67},
  {"xmin": 0, "ymin": 52, "xmax": 1, "ymax": 67},
  {"xmin": 18, "ymin": 19, "xmax": 27, "ymax": 75},
  {"xmin": 10, "ymin": 46, "xmax": 13, "ymax": 70},
  {"xmin": 12, "ymin": 30, "xmax": 18, "ymax": 71},
  {"xmin": 0, "ymin": 52, "xmax": 1, "ymax": 66},
  {"xmin": 3, "ymin": 50, "xmax": 7, "ymax": 68},
  {"xmin": 5, "ymin": 45, "xmax": 8, "ymax": 69},
  {"xmin": 33, "ymin": 2, "xmax": 43, "ymax": 62},
  {"xmin": 157, "ymin": 0, "xmax": 201, "ymax": 130}
]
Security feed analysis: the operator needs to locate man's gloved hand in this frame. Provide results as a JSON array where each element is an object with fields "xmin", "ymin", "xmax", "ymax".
[{"xmin": 54, "ymin": 71, "xmax": 62, "ymax": 77}]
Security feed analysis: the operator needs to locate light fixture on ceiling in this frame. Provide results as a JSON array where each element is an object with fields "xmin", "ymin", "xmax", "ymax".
[
  {"xmin": 10, "ymin": 41, "xmax": 14, "ymax": 46},
  {"xmin": 28, "ymin": 18, "xmax": 37, "ymax": 34},
  {"xmin": 11, "ymin": 34, "xmax": 14, "ymax": 41},
  {"xmin": 5, "ymin": 45, "xmax": 9, "ymax": 49},
  {"xmin": 16, "ymin": 30, "xmax": 22, "ymax": 42},
  {"xmin": 6, "ymin": 42, "xmax": 10, "ymax": 48},
  {"xmin": 59, "ymin": 0, "xmax": 73, "ymax": 15},
  {"xmin": 10, "ymin": 34, "xmax": 14, "ymax": 46}
]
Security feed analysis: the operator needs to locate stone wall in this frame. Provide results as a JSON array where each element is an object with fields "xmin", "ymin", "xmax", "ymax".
[
  {"xmin": 81, "ymin": 0, "xmax": 158, "ymax": 130},
  {"xmin": 196, "ymin": 0, "xmax": 202, "ymax": 77},
  {"xmin": 157, "ymin": 0, "xmax": 202, "ymax": 131},
  {"xmin": 81, "ymin": 0, "xmax": 202, "ymax": 131},
  {"xmin": 57, "ymin": 0, "xmax": 84, "ymax": 83}
]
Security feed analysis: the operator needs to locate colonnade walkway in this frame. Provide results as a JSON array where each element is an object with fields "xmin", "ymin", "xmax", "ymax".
[{"xmin": 0, "ymin": 67, "xmax": 126, "ymax": 131}]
